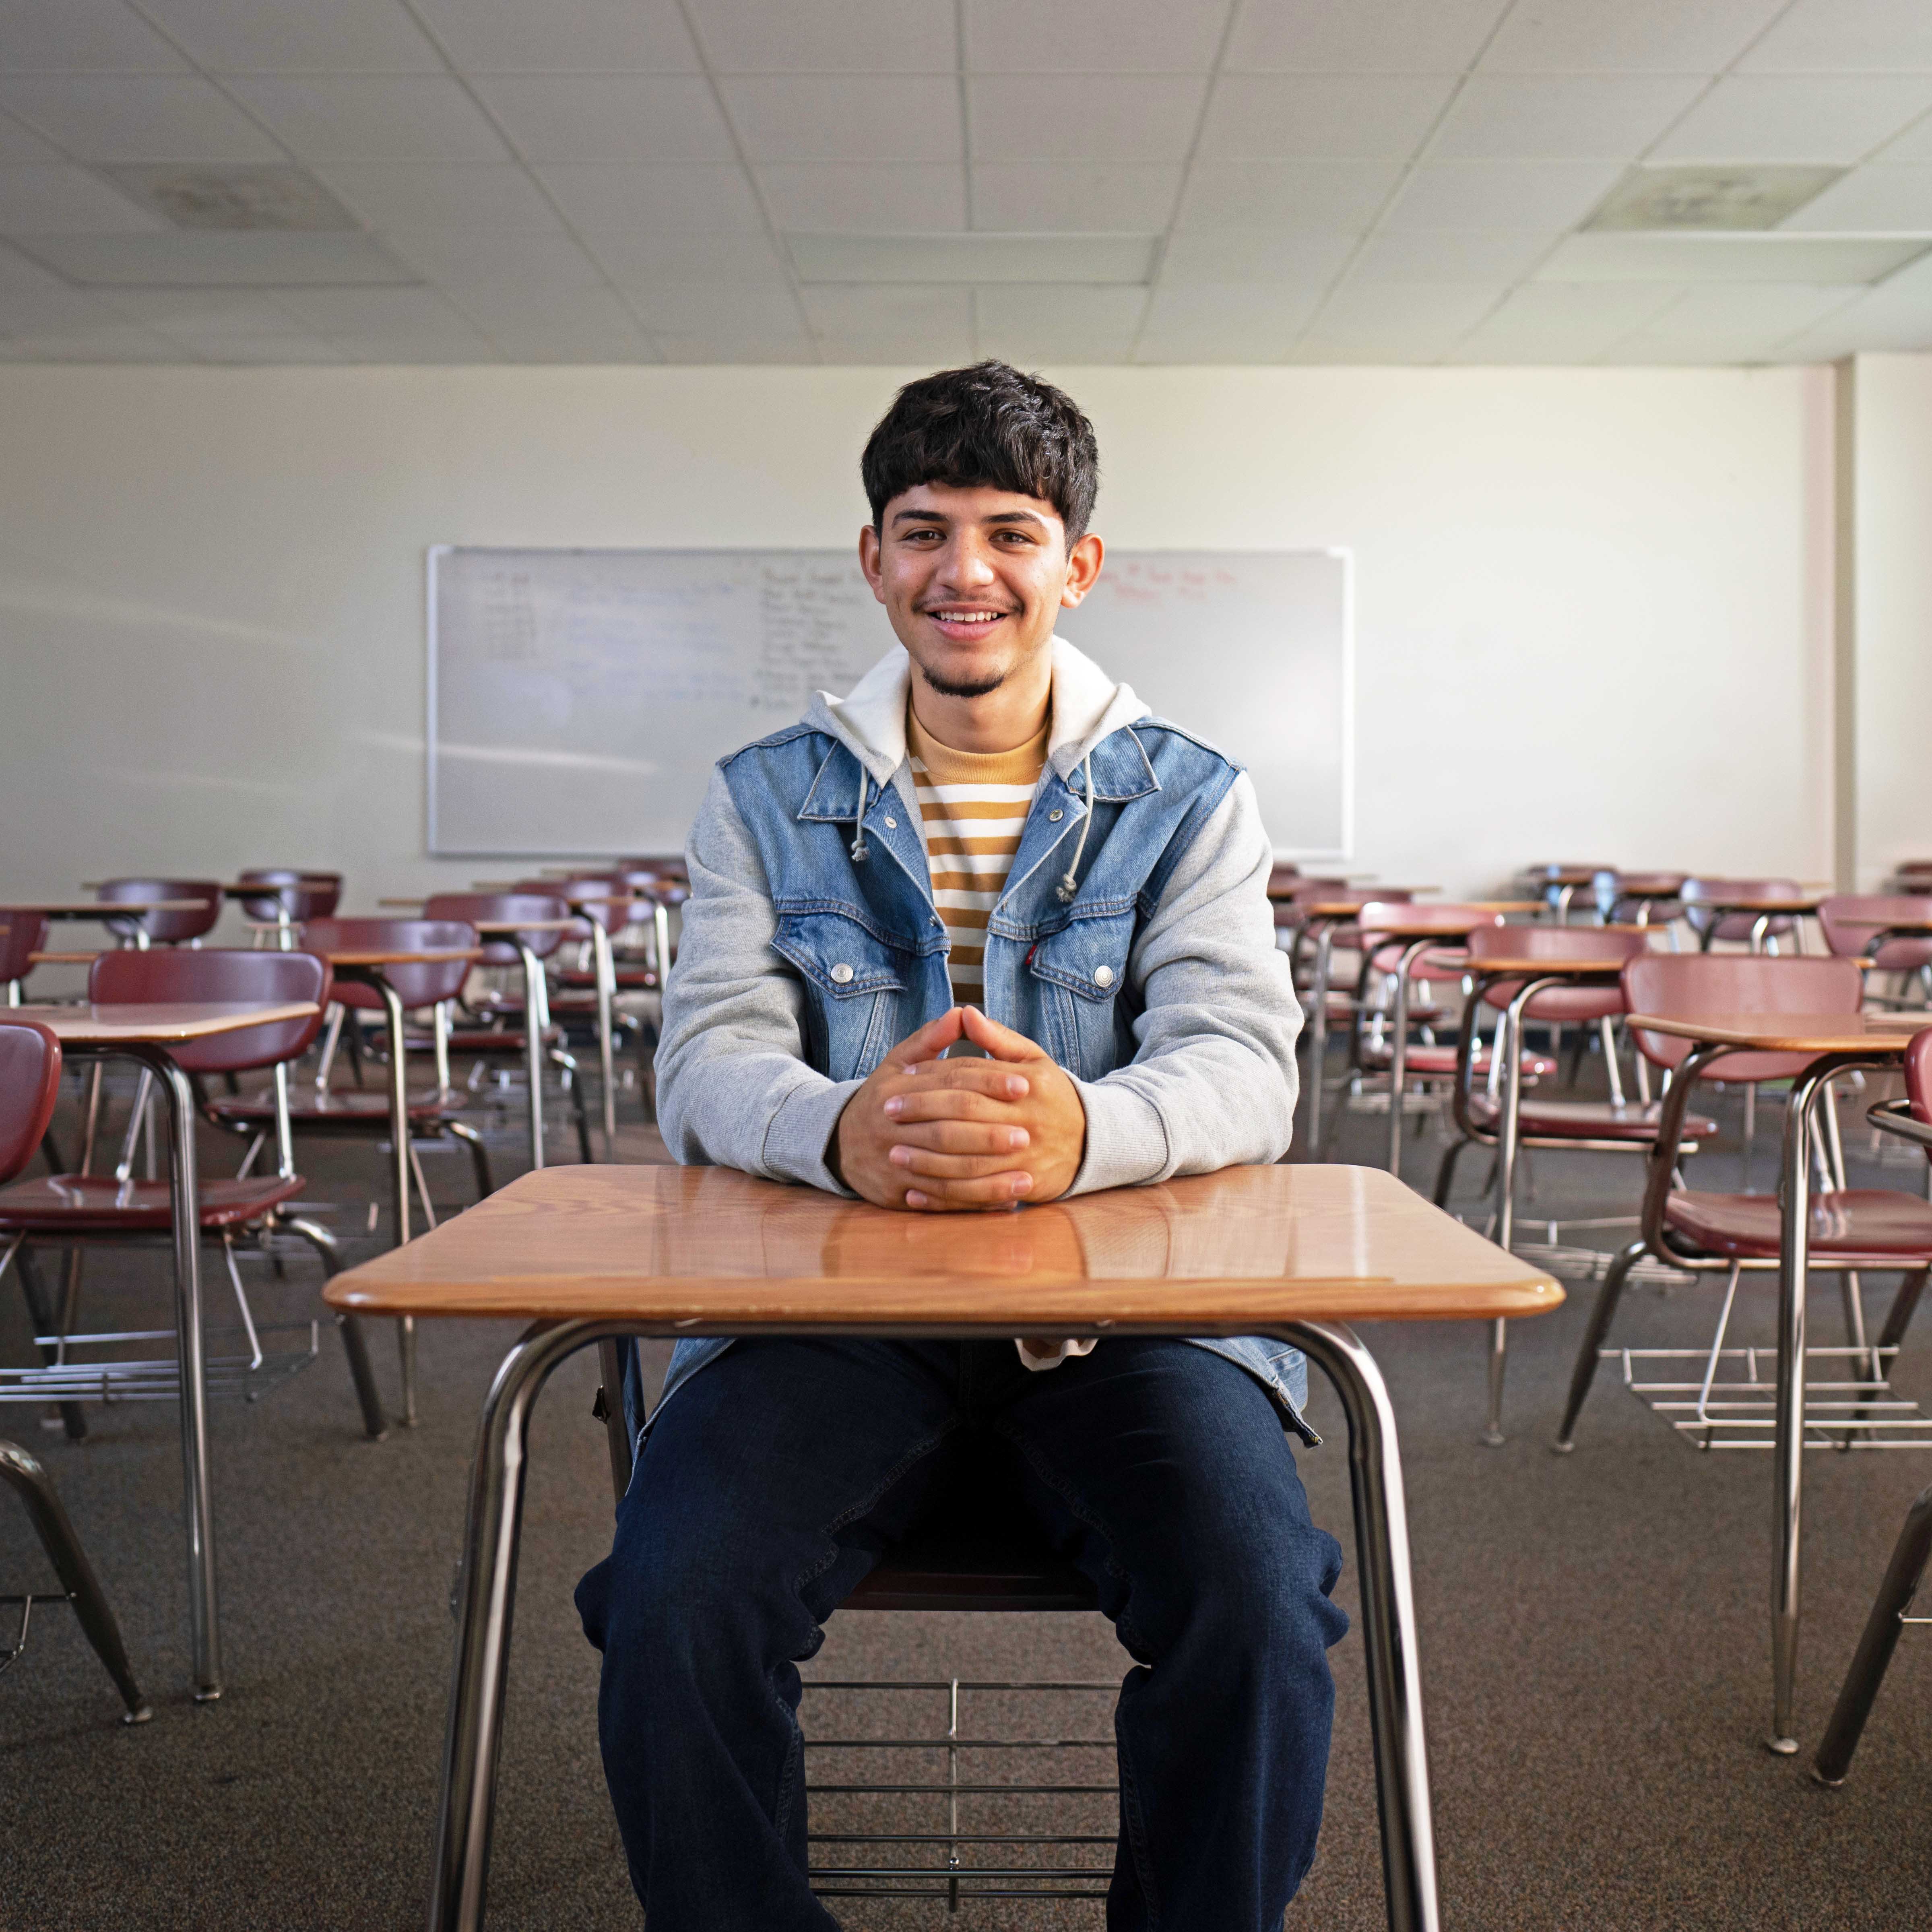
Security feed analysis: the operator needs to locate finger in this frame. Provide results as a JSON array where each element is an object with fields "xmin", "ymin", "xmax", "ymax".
[
  {"xmin": 904, "ymin": 1170, "xmax": 1034, "ymax": 1208},
  {"xmin": 958, "ymin": 1004, "xmax": 1049, "ymax": 1063},
  {"xmin": 890, "ymin": 1145, "xmax": 1032, "ymax": 1178},
  {"xmin": 886, "ymin": 1006, "xmax": 966, "ymax": 1070},
  {"xmin": 893, "ymin": 1057, "xmax": 1030, "ymax": 1095},
  {"xmin": 889, "ymin": 1119, "xmax": 1029, "ymax": 1156},
  {"xmin": 885, "ymin": 1073, "xmax": 1029, "ymax": 1118}
]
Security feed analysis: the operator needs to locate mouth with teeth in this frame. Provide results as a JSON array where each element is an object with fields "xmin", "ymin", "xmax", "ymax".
[{"xmin": 922, "ymin": 604, "xmax": 1019, "ymax": 643}]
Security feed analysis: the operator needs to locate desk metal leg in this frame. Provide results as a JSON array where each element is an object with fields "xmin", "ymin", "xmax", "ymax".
[
  {"xmin": 430, "ymin": 1317, "xmax": 612, "ymax": 1932},
  {"xmin": 517, "ymin": 945, "xmax": 546, "ymax": 1173},
  {"xmin": 1285, "ymin": 1321, "xmax": 1439, "ymax": 1932},
  {"xmin": 1305, "ymin": 923, "xmax": 1334, "ymax": 1153},
  {"xmin": 1769, "ymin": 1066, "xmax": 1831, "ymax": 1754},
  {"xmin": 590, "ymin": 923, "xmax": 617, "ymax": 1153},
  {"xmin": 138, "ymin": 1046, "xmax": 221, "ymax": 1701},
  {"xmin": 373, "ymin": 978, "xmax": 418, "ymax": 1426}
]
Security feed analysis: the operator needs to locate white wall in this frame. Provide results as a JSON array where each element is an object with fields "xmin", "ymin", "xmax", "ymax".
[
  {"xmin": 0, "ymin": 362, "xmax": 1835, "ymax": 934},
  {"xmin": 1854, "ymin": 353, "xmax": 1932, "ymax": 888}
]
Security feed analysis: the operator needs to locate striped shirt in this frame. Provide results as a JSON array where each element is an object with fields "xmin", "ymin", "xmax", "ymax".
[{"xmin": 906, "ymin": 706, "xmax": 1049, "ymax": 1005}]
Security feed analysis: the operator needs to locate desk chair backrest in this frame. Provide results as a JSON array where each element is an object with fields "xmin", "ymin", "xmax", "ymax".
[
  {"xmin": 1358, "ymin": 902, "xmax": 1505, "ymax": 977},
  {"xmin": 512, "ymin": 877, "xmax": 628, "ymax": 937},
  {"xmin": 1591, "ymin": 869, "xmax": 1685, "ymax": 922},
  {"xmin": 423, "ymin": 893, "xmax": 571, "ymax": 965},
  {"xmin": 1818, "ymin": 894, "xmax": 1932, "ymax": 974},
  {"xmin": 0, "ymin": 1020, "xmax": 60, "ymax": 1184},
  {"xmin": 1680, "ymin": 876, "xmax": 1804, "ymax": 947},
  {"xmin": 1909, "ymin": 1029, "xmax": 1932, "ymax": 1131},
  {"xmin": 1467, "ymin": 922, "xmax": 1651, "ymax": 1023},
  {"xmin": 0, "ymin": 909, "xmax": 50, "ymax": 986},
  {"xmin": 301, "ymin": 917, "xmax": 476, "ymax": 1012},
  {"xmin": 89, "ymin": 948, "xmax": 329, "ymax": 1073},
  {"xmin": 238, "ymin": 869, "xmax": 343, "ymax": 925},
  {"xmin": 1623, "ymin": 953, "xmax": 1861, "ymax": 1085},
  {"xmin": 94, "ymin": 877, "xmax": 222, "ymax": 946}
]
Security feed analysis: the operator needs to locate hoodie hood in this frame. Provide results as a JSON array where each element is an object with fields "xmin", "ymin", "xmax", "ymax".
[{"xmin": 805, "ymin": 636, "xmax": 1150, "ymax": 787}]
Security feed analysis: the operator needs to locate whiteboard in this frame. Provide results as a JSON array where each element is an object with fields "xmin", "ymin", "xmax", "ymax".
[{"xmin": 427, "ymin": 546, "xmax": 1351, "ymax": 859}]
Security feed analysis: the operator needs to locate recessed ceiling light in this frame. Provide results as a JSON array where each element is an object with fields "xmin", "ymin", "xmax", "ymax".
[
  {"xmin": 788, "ymin": 232, "xmax": 1157, "ymax": 285},
  {"xmin": 102, "ymin": 164, "xmax": 360, "ymax": 233},
  {"xmin": 20, "ymin": 232, "xmax": 420, "ymax": 288},
  {"xmin": 1585, "ymin": 165, "xmax": 1844, "ymax": 232},
  {"xmin": 1538, "ymin": 231, "xmax": 1930, "ymax": 285}
]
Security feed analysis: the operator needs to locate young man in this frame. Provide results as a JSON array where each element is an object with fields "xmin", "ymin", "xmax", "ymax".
[{"xmin": 577, "ymin": 362, "xmax": 1346, "ymax": 1930}]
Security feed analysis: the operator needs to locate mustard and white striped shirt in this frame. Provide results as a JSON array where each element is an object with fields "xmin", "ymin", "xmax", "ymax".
[{"xmin": 906, "ymin": 707, "xmax": 1049, "ymax": 1005}]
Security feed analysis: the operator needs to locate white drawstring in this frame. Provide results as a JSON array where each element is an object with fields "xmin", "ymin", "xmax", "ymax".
[
  {"xmin": 849, "ymin": 764, "xmax": 869, "ymax": 863},
  {"xmin": 1056, "ymin": 755, "xmax": 1094, "ymax": 904}
]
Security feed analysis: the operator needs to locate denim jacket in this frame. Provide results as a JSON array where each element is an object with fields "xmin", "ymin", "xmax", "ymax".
[{"xmin": 648, "ymin": 639, "xmax": 1312, "ymax": 1441}]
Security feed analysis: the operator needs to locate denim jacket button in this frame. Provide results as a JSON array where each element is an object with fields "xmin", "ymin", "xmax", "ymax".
[
  {"xmin": 883, "ymin": 815, "xmax": 897, "ymax": 828},
  {"xmin": 1093, "ymin": 964, "xmax": 1115, "ymax": 988},
  {"xmin": 830, "ymin": 962, "xmax": 854, "ymax": 984},
  {"xmin": 1049, "ymin": 809, "xmax": 1064, "ymax": 821}
]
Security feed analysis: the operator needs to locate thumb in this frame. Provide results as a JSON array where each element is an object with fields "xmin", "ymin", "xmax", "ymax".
[
  {"xmin": 959, "ymin": 1004, "xmax": 1047, "ymax": 1063},
  {"xmin": 889, "ymin": 1005, "xmax": 966, "ymax": 1068}
]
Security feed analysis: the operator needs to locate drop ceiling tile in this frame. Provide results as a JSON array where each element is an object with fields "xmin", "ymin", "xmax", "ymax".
[
  {"xmin": 1781, "ymin": 300, "xmax": 1932, "ymax": 357},
  {"xmin": 757, "ymin": 162, "xmax": 965, "ymax": 231},
  {"xmin": 21, "ymin": 229, "xmax": 419, "ymax": 282},
  {"xmin": 139, "ymin": 0, "xmax": 445, "ymax": 73},
  {"xmin": 444, "ymin": 284, "xmax": 636, "ymax": 331},
  {"xmin": 1876, "ymin": 115, "xmax": 1932, "ymax": 163},
  {"xmin": 1350, "ymin": 228, "xmax": 1557, "ymax": 280},
  {"xmin": 689, "ymin": 0, "xmax": 957, "ymax": 72},
  {"xmin": 535, "ymin": 163, "xmax": 766, "ymax": 232},
  {"xmin": 1226, "ymin": 1, "xmax": 1507, "ymax": 74},
  {"xmin": 652, "ymin": 330, "xmax": 816, "ymax": 362},
  {"xmin": 4, "ymin": 322, "xmax": 180, "ymax": 359},
  {"xmin": 487, "ymin": 334, "xmax": 659, "ymax": 363},
  {"xmin": 1175, "ymin": 159, "xmax": 1400, "ymax": 229},
  {"xmin": 317, "ymin": 162, "xmax": 562, "ymax": 230},
  {"xmin": 1432, "ymin": 75, "xmax": 1708, "ymax": 161},
  {"xmin": 1197, "ymin": 74, "xmax": 1455, "ymax": 161},
  {"xmin": 1311, "ymin": 279, "xmax": 1503, "ymax": 338},
  {"xmin": 331, "ymin": 335, "xmax": 502, "ymax": 362},
  {"xmin": 104, "ymin": 288, "xmax": 311, "ymax": 332},
  {"xmin": 0, "ymin": 0, "xmax": 190, "ymax": 73},
  {"xmin": 1158, "ymin": 228, "xmax": 1356, "ymax": 284},
  {"xmin": 1142, "ymin": 280, "xmax": 1320, "ymax": 332},
  {"xmin": 970, "ymin": 163, "xmax": 1182, "ymax": 231},
  {"xmin": 1604, "ymin": 330, "xmax": 1812, "ymax": 365},
  {"xmin": 182, "ymin": 334, "xmax": 347, "ymax": 361},
  {"xmin": 964, "ymin": 0, "xmax": 1231, "ymax": 73},
  {"xmin": 0, "ymin": 238, "xmax": 74, "ymax": 291},
  {"xmin": 719, "ymin": 77, "xmax": 961, "ymax": 165},
  {"xmin": 1447, "ymin": 281, "xmax": 1683, "ymax": 360},
  {"xmin": 1777, "ymin": 163, "xmax": 1932, "ymax": 230},
  {"xmin": 968, "ymin": 76, "xmax": 1208, "ymax": 163},
  {"xmin": 801, "ymin": 281, "xmax": 971, "ymax": 340},
  {"xmin": 582, "ymin": 230, "xmax": 785, "ymax": 283},
  {"xmin": 226, "ymin": 78, "xmax": 510, "ymax": 163},
  {"xmin": 408, "ymin": 0, "xmax": 701, "ymax": 73},
  {"xmin": 272, "ymin": 284, "xmax": 478, "ymax": 332},
  {"xmin": 0, "ymin": 113, "xmax": 63, "ymax": 163},
  {"xmin": 1380, "ymin": 160, "xmax": 1624, "ymax": 231},
  {"xmin": 0, "ymin": 77, "xmax": 283, "ymax": 164},
  {"xmin": 1641, "ymin": 281, "xmax": 1866, "ymax": 339},
  {"xmin": 625, "ymin": 281, "xmax": 803, "ymax": 333},
  {"xmin": 1651, "ymin": 78, "xmax": 1932, "ymax": 165},
  {"xmin": 0, "ymin": 280, "xmax": 123, "ymax": 334},
  {"xmin": 973, "ymin": 283, "xmax": 1147, "ymax": 359},
  {"xmin": 0, "ymin": 164, "xmax": 161, "ymax": 234},
  {"xmin": 1740, "ymin": 0, "xmax": 1932, "ymax": 74},
  {"xmin": 386, "ymin": 229, "xmax": 610, "ymax": 287},
  {"xmin": 472, "ymin": 77, "xmax": 736, "ymax": 164},
  {"xmin": 1479, "ymin": 0, "xmax": 1787, "ymax": 74}
]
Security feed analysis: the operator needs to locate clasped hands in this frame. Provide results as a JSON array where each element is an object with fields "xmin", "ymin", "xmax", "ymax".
[{"xmin": 832, "ymin": 1005, "xmax": 1086, "ymax": 1214}]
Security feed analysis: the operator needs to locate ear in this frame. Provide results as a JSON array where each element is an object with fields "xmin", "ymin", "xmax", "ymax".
[
  {"xmin": 858, "ymin": 522, "xmax": 886, "ymax": 604},
  {"xmin": 1059, "ymin": 531, "xmax": 1104, "ymax": 610}
]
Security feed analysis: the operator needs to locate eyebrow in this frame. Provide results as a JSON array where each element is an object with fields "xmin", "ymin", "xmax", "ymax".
[{"xmin": 890, "ymin": 507, "xmax": 1049, "ymax": 530}]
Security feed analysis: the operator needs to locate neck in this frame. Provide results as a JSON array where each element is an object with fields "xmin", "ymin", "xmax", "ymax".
[{"xmin": 908, "ymin": 646, "xmax": 1053, "ymax": 754}]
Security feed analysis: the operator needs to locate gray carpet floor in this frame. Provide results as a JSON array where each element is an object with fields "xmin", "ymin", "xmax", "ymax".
[{"xmin": 3, "ymin": 1057, "xmax": 1930, "ymax": 1930}]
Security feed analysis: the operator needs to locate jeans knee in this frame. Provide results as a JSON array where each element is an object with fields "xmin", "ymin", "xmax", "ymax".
[{"xmin": 1160, "ymin": 1519, "xmax": 1348, "ymax": 1676}]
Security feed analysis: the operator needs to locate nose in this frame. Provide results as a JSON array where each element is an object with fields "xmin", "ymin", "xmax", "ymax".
[{"xmin": 938, "ymin": 531, "xmax": 999, "ymax": 590}]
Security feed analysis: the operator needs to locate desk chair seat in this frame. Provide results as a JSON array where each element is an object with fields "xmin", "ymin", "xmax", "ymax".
[
  {"xmin": 1362, "ymin": 1042, "xmax": 1554, "ymax": 1081},
  {"xmin": 1459, "ymin": 1093, "xmax": 1719, "ymax": 1145},
  {"xmin": 1662, "ymin": 1188, "xmax": 1932, "ymax": 1263},
  {"xmin": 0, "ymin": 1171, "xmax": 304, "ymax": 1232}
]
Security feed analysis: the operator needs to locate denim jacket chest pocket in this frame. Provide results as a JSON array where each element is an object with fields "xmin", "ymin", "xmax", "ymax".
[
  {"xmin": 770, "ymin": 906, "xmax": 912, "ymax": 1083},
  {"xmin": 1024, "ymin": 906, "xmax": 1138, "ymax": 1081}
]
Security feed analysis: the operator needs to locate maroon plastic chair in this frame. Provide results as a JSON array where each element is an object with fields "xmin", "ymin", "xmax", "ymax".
[
  {"xmin": 94, "ymin": 878, "xmax": 222, "ymax": 946},
  {"xmin": 203, "ymin": 918, "xmax": 493, "ymax": 1206},
  {"xmin": 1818, "ymin": 893, "xmax": 1932, "ymax": 989},
  {"xmin": 0, "ymin": 951, "xmax": 388, "ymax": 1441},
  {"xmin": 1554, "ymin": 955, "xmax": 1932, "ymax": 1450},
  {"xmin": 422, "ymin": 894, "xmax": 593, "ymax": 1166},
  {"xmin": 1680, "ymin": 876, "xmax": 1806, "ymax": 951},
  {"xmin": 0, "ymin": 906, "xmax": 51, "ymax": 1000},
  {"xmin": 1591, "ymin": 869, "xmax": 1686, "ymax": 925},
  {"xmin": 1352, "ymin": 904, "xmax": 1519, "ymax": 1084},
  {"xmin": 0, "ymin": 1018, "xmax": 152, "ymax": 1723},
  {"xmin": 237, "ymin": 868, "xmax": 343, "ymax": 930}
]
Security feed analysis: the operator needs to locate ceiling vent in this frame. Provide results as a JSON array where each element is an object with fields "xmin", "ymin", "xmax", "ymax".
[
  {"xmin": 1585, "ymin": 165, "xmax": 1844, "ymax": 232},
  {"xmin": 788, "ymin": 232, "xmax": 1158, "ymax": 285},
  {"xmin": 102, "ymin": 164, "xmax": 360, "ymax": 233}
]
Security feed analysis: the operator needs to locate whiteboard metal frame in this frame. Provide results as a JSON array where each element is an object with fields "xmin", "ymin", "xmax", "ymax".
[{"xmin": 424, "ymin": 541, "xmax": 1354, "ymax": 862}]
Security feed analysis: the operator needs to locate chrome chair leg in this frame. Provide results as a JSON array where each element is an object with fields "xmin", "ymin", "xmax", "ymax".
[
  {"xmin": 12, "ymin": 1243, "xmax": 87, "ymax": 1443},
  {"xmin": 0, "ymin": 1437, "xmax": 152, "ymax": 1724},
  {"xmin": 446, "ymin": 1120, "xmax": 495, "ymax": 1201},
  {"xmin": 285, "ymin": 1214, "xmax": 387, "ymax": 1442},
  {"xmin": 1553, "ymin": 1239, "xmax": 1647, "ymax": 1451}
]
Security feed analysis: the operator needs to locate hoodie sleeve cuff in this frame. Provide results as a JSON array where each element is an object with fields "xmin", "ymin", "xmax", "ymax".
[
  {"xmin": 760, "ymin": 1074, "xmax": 865, "ymax": 1195},
  {"xmin": 1065, "ymin": 1076, "xmax": 1170, "ymax": 1197}
]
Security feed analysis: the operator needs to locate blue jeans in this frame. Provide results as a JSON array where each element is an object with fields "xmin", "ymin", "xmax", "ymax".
[{"xmin": 576, "ymin": 1338, "xmax": 1347, "ymax": 1930}]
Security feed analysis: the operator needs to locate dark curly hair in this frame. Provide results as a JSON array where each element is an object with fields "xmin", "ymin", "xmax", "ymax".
[{"xmin": 860, "ymin": 361, "xmax": 1101, "ymax": 541}]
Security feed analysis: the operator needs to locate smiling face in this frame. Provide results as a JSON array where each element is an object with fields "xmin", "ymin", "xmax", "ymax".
[{"xmin": 858, "ymin": 482, "xmax": 1104, "ymax": 710}]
